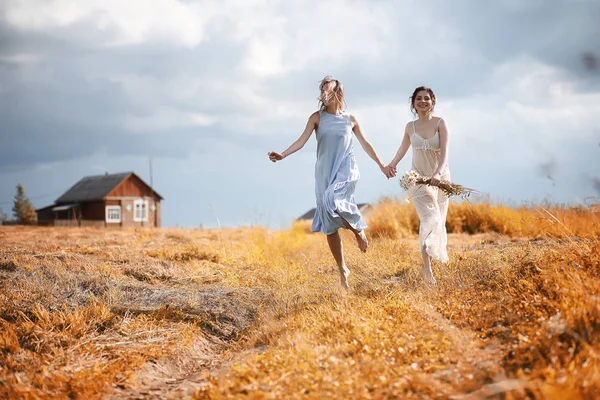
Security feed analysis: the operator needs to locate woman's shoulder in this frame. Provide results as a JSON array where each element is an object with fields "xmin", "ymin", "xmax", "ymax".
[{"xmin": 435, "ymin": 116, "xmax": 448, "ymax": 131}]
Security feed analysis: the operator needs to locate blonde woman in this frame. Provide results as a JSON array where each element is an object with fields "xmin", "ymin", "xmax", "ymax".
[
  {"xmin": 269, "ymin": 76, "xmax": 393, "ymax": 289},
  {"xmin": 386, "ymin": 86, "xmax": 450, "ymax": 285}
]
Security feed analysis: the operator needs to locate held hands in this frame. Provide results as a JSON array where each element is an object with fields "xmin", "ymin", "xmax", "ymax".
[
  {"xmin": 381, "ymin": 165, "xmax": 397, "ymax": 179},
  {"xmin": 268, "ymin": 151, "xmax": 285, "ymax": 163}
]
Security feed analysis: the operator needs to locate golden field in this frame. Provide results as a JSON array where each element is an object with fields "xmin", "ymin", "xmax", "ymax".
[{"xmin": 1, "ymin": 201, "xmax": 599, "ymax": 399}]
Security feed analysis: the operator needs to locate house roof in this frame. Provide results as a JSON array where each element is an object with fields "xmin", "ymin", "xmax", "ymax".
[
  {"xmin": 36, "ymin": 204, "xmax": 57, "ymax": 212},
  {"xmin": 296, "ymin": 203, "xmax": 371, "ymax": 221},
  {"xmin": 51, "ymin": 204, "xmax": 80, "ymax": 211},
  {"xmin": 55, "ymin": 172, "xmax": 163, "ymax": 204}
]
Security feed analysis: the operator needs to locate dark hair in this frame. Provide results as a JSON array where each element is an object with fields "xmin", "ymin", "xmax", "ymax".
[{"xmin": 410, "ymin": 86, "xmax": 436, "ymax": 116}]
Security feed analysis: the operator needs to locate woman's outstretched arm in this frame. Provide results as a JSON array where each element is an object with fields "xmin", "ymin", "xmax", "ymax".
[
  {"xmin": 350, "ymin": 115, "xmax": 394, "ymax": 178},
  {"xmin": 268, "ymin": 112, "xmax": 319, "ymax": 162},
  {"xmin": 388, "ymin": 123, "xmax": 412, "ymax": 170}
]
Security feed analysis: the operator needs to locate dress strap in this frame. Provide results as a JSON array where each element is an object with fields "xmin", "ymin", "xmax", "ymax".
[
  {"xmin": 412, "ymin": 120, "xmax": 416, "ymax": 134},
  {"xmin": 436, "ymin": 118, "xmax": 443, "ymax": 129}
]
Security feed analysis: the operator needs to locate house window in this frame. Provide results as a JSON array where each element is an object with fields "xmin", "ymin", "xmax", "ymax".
[
  {"xmin": 106, "ymin": 206, "xmax": 121, "ymax": 223},
  {"xmin": 133, "ymin": 199, "xmax": 149, "ymax": 222}
]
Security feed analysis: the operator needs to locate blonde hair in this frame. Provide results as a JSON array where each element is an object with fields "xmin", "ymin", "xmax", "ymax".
[{"xmin": 318, "ymin": 75, "xmax": 346, "ymax": 112}]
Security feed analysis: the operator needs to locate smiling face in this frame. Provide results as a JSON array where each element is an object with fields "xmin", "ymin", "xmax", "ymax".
[
  {"xmin": 414, "ymin": 90, "xmax": 433, "ymax": 113},
  {"xmin": 410, "ymin": 86, "xmax": 436, "ymax": 116}
]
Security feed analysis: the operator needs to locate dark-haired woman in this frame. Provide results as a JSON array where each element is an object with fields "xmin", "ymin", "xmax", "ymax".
[{"xmin": 386, "ymin": 86, "xmax": 450, "ymax": 285}]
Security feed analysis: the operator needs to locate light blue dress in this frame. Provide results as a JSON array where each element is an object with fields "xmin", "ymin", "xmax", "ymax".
[{"xmin": 312, "ymin": 110, "xmax": 368, "ymax": 235}]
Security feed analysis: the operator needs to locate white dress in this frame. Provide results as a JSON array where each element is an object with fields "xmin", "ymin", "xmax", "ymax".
[{"xmin": 408, "ymin": 118, "xmax": 450, "ymax": 263}]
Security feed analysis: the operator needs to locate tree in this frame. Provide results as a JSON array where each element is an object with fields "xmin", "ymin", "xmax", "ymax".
[
  {"xmin": 12, "ymin": 184, "xmax": 37, "ymax": 225},
  {"xmin": 0, "ymin": 208, "xmax": 6, "ymax": 224}
]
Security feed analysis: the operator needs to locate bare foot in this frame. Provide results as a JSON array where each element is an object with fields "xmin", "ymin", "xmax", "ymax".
[
  {"xmin": 419, "ymin": 266, "xmax": 437, "ymax": 285},
  {"xmin": 355, "ymin": 230, "xmax": 368, "ymax": 253},
  {"xmin": 339, "ymin": 266, "xmax": 350, "ymax": 290}
]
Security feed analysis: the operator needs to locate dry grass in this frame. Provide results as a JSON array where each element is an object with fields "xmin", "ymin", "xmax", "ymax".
[
  {"xmin": 0, "ymin": 201, "xmax": 599, "ymax": 399},
  {"xmin": 368, "ymin": 198, "xmax": 600, "ymax": 239}
]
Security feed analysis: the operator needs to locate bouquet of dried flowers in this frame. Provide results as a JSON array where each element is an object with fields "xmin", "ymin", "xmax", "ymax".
[{"xmin": 399, "ymin": 170, "xmax": 479, "ymax": 199}]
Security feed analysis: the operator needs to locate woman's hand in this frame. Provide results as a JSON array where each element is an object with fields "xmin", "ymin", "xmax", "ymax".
[
  {"xmin": 430, "ymin": 174, "xmax": 442, "ymax": 186},
  {"xmin": 382, "ymin": 165, "xmax": 397, "ymax": 179},
  {"xmin": 268, "ymin": 151, "xmax": 285, "ymax": 163}
]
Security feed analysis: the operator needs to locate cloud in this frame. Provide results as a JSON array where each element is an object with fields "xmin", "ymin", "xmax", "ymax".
[
  {"xmin": 0, "ymin": 52, "xmax": 39, "ymax": 64},
  {"xmin": 123, "ymin": 109, "xmax": 217, "ymax": 133},
  {"xmin": 1, "ymin": 0, "xmax": 600, "ymax": 227},
  {"xmin": 2, "ymin": 0, "xmax": 209, "ymax": 47}
]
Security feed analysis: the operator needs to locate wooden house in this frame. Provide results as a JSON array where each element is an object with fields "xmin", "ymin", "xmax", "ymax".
[{"xmin": 36, "ymin": 172, "xmax": 163, "ymax": 228}]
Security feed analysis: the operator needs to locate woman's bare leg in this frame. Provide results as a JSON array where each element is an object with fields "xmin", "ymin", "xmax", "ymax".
[
  {"xmin": 326, "ymin": 231, "xmax": 350, "ymax": 289},
  {"xmin": 420, "ymin": 245, "xmax": 437, "ymax": 285},
  {"xmin": 340, "ymin": 218, "xmax": 368, "ymax": 253}
]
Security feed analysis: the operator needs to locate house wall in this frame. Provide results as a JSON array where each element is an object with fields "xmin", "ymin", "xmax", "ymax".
[
  {"xmin": 81, "ymin": 201, "xmax": 106, "ymax": 220},
  {"xmin": 38, "ymin": 207, "xmax": 81, "ymax": 224},
  {"xmin": 110, "ymin": 174, "xmax": 156, "ymax": 198},
  {"xmin": 80, "ymin": 197, "xmax": 161, "ymax": 228},
  {"xmin": 37, "ymin": 208, "xmax": 55, "ymax": 223},
  {"xmin": 155, "ymin": 201, "xmax": 161, "ymax": 227},
  {"xmin": 54, "ymin": 220, "xmax": 104, "ymax": 228},
  {"xmin": 113, "ymin": 198, "xmax": 160, "ymax": 228},
  {"xmin": 103, "ymin": 199, "xmax": 122, "ymax": 228},
  {"xmin": 58, "ymin": 208, "xmax": 79, "ymax": 220},
  {"xmin": 105, "ymin": 175, "xmax": 162, "ymax": 228}
]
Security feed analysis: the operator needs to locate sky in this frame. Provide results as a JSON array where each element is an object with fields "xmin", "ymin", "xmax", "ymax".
[{"xmin": 1, "ymin": 0, "xmax": 599, "ymax": 228}]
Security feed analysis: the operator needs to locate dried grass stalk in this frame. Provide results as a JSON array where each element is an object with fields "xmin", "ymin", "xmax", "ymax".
[{"xmin": 399, "ymin": 170, "xmax": 479, "ymax": 199}]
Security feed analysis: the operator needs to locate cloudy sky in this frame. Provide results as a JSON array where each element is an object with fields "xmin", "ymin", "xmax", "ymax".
[{"xmin": 1, "ymin": 0, "xmax": 599, "ymax": 228}]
